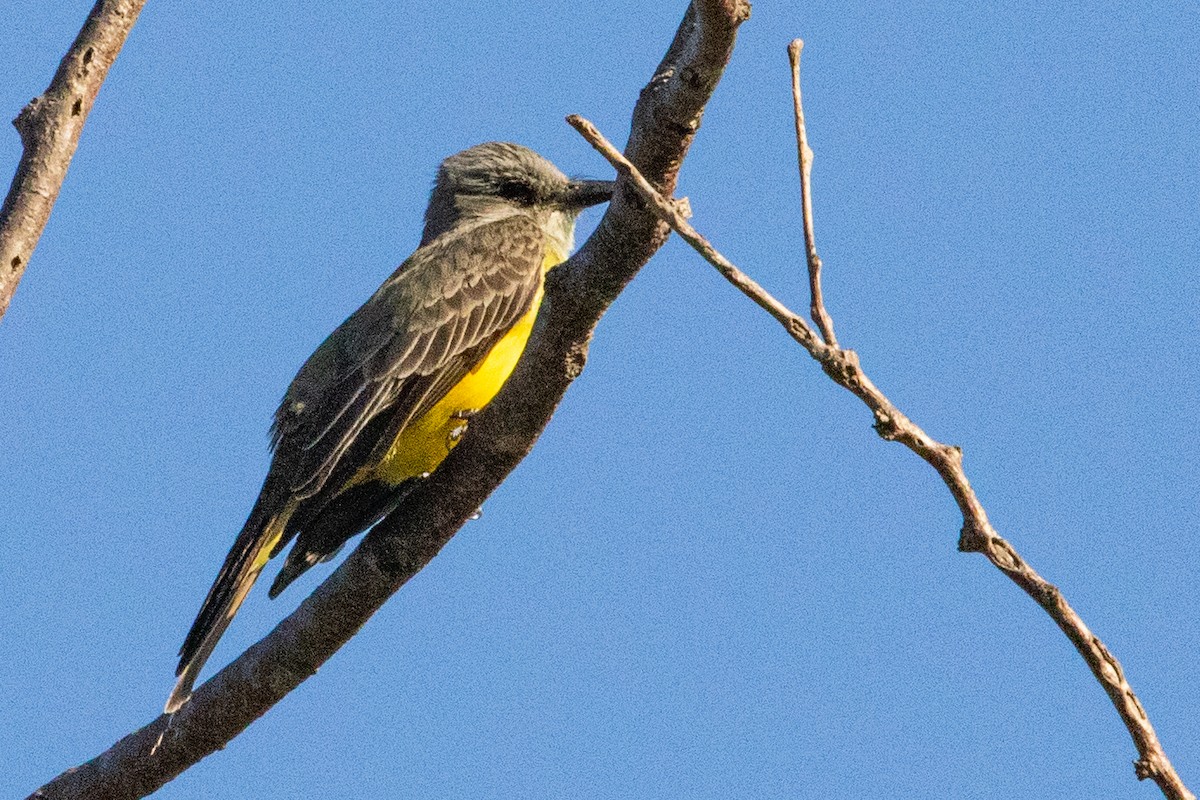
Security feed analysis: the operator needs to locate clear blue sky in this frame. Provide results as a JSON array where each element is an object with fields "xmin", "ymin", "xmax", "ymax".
[{"xmin": 3, "ymin": 2, "xmax": 1197, "ymax": 797}]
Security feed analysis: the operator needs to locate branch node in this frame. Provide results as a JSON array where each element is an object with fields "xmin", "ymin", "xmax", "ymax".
[
  {"xmin": 13, "ymin": 97, "xmax": 43, "ymax": 139},
  {"xmin": 784, "ymin": 317, "xmax": 815, "ymax": 347},
  {"xmin": 872, "ymin": 411, "xmax": 900, "ymax": 441},
  {"xmin": 821, "ymin": 348, "xmax": 860, "ymax": 388},
  {"xmin": 988, "ymin": 538, "xmax": 1025, "ymax": 573},
  {"xmin": 680, "ymin": 65, "xmax": 705, "ymax": 89},
  {"xmin": 938, "ymin": 443, "xmax": 964, "ymax": 468},
  {"xmin": 1034, "ymin": 579, "xmax": 1061, "ymax": 607},
  {"xmin": 957, "ymin": 521, "xmax": 989, "ymax": 553},
  {"xmin": 1135, "ymin": 756, "xmax": 1161, "ymax": 781},
  {"xmin": 669, "ymin": 117, "xmax": 701, "ymax": 137},
  {"xmin": 564, "ymin": 341, "xmax": 589, "ymax": 379}
]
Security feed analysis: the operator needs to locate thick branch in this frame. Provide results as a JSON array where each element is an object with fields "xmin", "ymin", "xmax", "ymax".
[
  {"xmin": 0, "ymin": 0, "xmax": 148, "ymax": 322},
  {"xmin": 26, "ymin": 2, "xmax": 750, "ymax": 798},
  {"xmin": 568, "ymin": 59, "xmax": 1193, "ymax": 800}
]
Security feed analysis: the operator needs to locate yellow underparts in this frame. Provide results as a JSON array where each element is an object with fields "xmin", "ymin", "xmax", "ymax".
[{"xmin": 360, "ymin": 246, "xmax": 564, "ymax": 487}]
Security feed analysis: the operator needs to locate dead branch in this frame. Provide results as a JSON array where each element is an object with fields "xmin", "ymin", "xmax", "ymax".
[
  {"xmin": 0, "ymin": 0, "xmax": 148, "ymax": 322},
  {"xmin": 566, "ymin": 37, "xmax": 1194, "ymax": 800}
]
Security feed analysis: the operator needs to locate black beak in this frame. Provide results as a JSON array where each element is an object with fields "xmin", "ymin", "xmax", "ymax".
[{"xmin": 562, "ymin": 179, "xmax": 615, "ymax": 209}]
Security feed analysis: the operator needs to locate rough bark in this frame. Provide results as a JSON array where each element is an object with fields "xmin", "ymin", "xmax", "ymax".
[{"xmin": 0, "ymin": 0, "xmax": 148, "ymax": 322}]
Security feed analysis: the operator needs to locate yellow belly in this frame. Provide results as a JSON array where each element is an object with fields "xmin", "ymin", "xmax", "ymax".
[{"xmin": 363, "ymin": 247, "xmax": 562, "ymax": 486}]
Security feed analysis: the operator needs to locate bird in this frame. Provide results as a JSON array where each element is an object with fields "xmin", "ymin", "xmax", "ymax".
[{"xmin": 165, "ymin": 142, "xmax": 614, "ymax": 713}]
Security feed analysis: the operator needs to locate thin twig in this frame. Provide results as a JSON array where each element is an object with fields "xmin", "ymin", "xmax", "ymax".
[
  {"xmin": 787, "ymin": 39, "xmax": 836, "ymax": 347},
  {"xmin": 0, "ymin": 0, "xmax": 148, "ymax": 322},
  {"xmin": 567, "ymin": 115, "xmax": 824, "ymax": 354},
  {"xmin": 568, "ymin": 106, "xmax": 1194, "ymax": 800}
]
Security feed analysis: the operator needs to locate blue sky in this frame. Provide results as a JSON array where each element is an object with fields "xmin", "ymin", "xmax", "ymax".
[{"xmin": 2, "ymin": 2, "xmax": 1197, "ymax": 797}]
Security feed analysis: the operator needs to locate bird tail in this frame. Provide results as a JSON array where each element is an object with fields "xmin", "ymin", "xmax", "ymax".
[
  {"xmin": 165, "ymin": 501, "xmax": 290, "ymax": 713},
  {"xmin": 266, "ymin": 478, "xmax": 413, "ymax": 599}
]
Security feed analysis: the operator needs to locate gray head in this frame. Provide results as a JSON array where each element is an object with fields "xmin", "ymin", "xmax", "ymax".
[{"xmin": 421, "ymin": 142, "xmax": 613, "ymax": 246}]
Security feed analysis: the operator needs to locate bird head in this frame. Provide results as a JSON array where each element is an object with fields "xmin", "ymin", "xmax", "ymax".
[{"xmin": 421, "ymin": 142, "xmax": 614, "ymax": 249}]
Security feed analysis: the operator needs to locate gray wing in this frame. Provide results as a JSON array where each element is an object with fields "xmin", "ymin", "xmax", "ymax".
[{"xmin": 267, "ymin": 213, "xmax": 546, "ymax": 501}]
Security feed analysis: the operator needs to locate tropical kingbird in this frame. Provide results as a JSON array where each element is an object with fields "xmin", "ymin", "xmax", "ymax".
[{"xmin": 166, "ymin": 142, "xmax": 613, "ymax": 712}]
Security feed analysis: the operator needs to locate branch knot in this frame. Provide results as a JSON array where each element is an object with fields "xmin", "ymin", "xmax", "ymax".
[
  {"xmin": 956, "ymin": 521, "xmax": 989, "ymax": 553},
  {"xmin": 1135, "ymin": 756, "xmax": 1162, "ymax": 781},
  {"xmin": 872, "ymin": 411, "xmax": 901, "ymax": 441}
]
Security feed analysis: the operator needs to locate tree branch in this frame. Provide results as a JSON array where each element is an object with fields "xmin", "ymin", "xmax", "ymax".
[
  {"xmin": 25, "ymin": 2, "xmax": 750, "ymax": 798},
  {"xmin": 565, "ymin": 38, "xmax": 1194, "ymax": 800},
  {"xmin": 787, "ymin": 40, "xmax": 836, "ymax": 347},
  {"xmin": 0, "ymin": 0, "xmax": 148, "ymax": 322}
]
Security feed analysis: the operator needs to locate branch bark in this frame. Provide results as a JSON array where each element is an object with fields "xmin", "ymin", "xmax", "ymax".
[
  {"xmin": 565, "ymin": 39, "xmax": 1194, "ymax": 800},
  {"xmin": 25, "ymin": 2, "xmax": 750, "ymax": 798},
  {"xmin": 0, "ymin": 0, "xmax": 148, "ymax": 322}
]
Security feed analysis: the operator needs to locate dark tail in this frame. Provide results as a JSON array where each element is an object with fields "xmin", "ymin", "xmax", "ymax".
[
  {"xmin": 267, "ymin": 478, "xmax": 413, "ymax": 599},
  {"xmin": 165, "ymin": 501, "xmax": 288, "ymax": 713}
]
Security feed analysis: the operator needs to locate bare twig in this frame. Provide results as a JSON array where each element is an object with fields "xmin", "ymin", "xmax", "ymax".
[
  {"xmin": 0, "ymin": 0, "xmax": 148, "ymax": 322},
  {"xmin": 26, "ymin": 2, "xmax": 749, "ymax": 798},
  {"xmin": 787, "ymin": 39, "xmax": 836, "ymax": 347},
  {"xmin": 568, "ymin": 62, "xmax": 1194, "ymax": 800}
]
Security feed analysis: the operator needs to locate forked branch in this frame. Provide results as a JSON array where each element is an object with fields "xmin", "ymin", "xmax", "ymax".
[{"xmin": 567, "ymin": 38, "xmax": 1193, "ymax": 800}]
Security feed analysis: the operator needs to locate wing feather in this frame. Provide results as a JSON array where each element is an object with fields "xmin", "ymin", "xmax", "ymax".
[
  {"xmin": 268, "ymin": 214, "xmax": 545, "ymax": 503},
  {"xmin": 171, "ymin": 212, "xmax": 550, "ymax": 711}
]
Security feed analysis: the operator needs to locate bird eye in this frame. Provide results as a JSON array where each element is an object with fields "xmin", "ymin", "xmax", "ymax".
[{"xmin": 496, "ymin": 179, "xmax": 538, "ymax": 205}]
